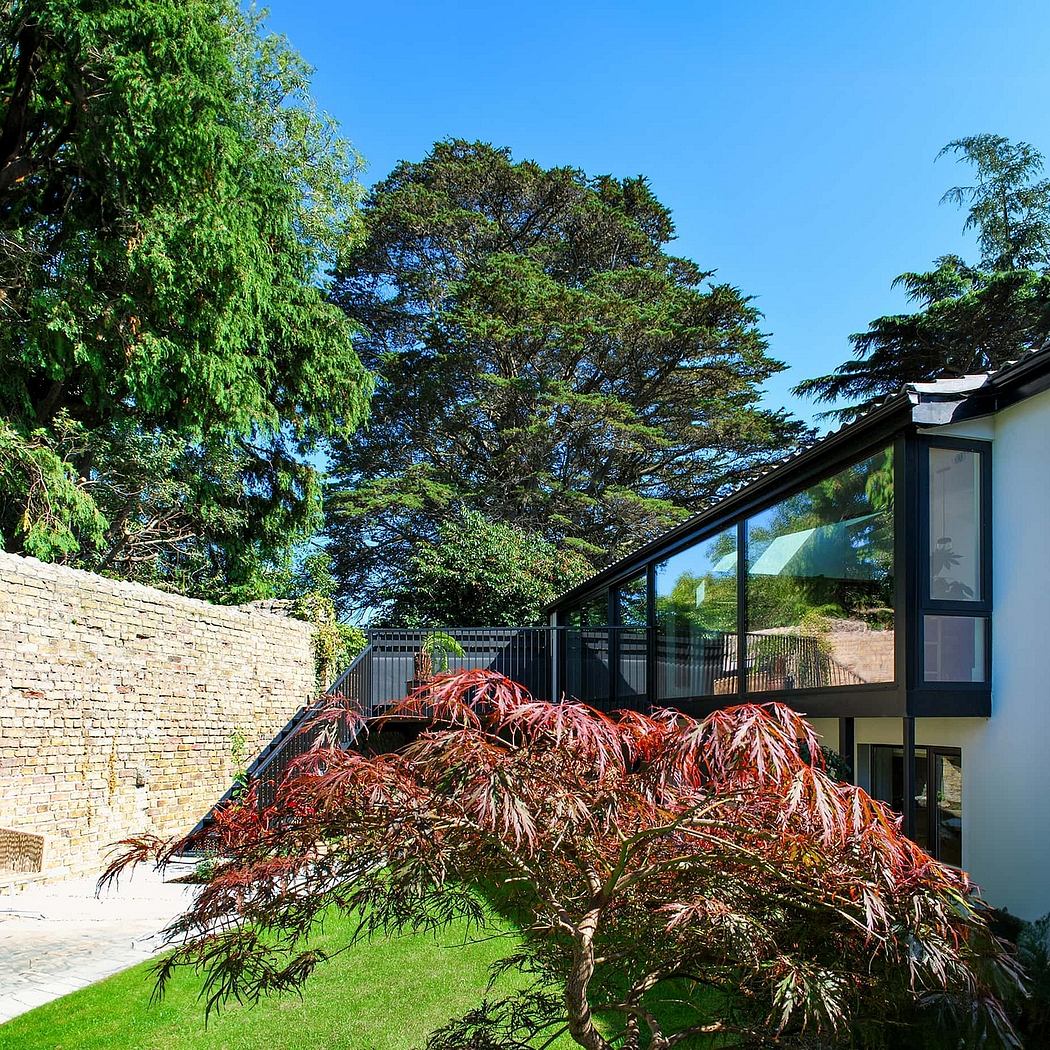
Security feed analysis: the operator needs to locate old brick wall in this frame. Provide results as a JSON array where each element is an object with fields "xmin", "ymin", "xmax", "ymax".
[{"xmin": 0, "ymin": 552, "xmax": 316, "ymax": 882}]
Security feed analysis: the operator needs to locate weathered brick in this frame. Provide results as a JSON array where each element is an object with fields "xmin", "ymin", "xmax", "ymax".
[{"xmin": 0, "ymin": 551, "xmax": 315, "ymax": 881}]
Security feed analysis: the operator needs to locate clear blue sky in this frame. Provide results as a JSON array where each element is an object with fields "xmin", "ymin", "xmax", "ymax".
[{"xmin": 263, "ymin": 0, "xmax": 1050, "ymax": 428}]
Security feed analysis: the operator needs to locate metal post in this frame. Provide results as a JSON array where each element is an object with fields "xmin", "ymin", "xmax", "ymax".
[
  {"xmin": 736, "ymin": 520, "xmax": 747, "ymax": 697},
  {"xmin": 550, "ymin": 617, "xmax": 560, "ymax": 702},
  {"xmin": 838, "ymin": 717, "xmax": 855, "ymax": 784},
  {"xmin": 902, "ymin": 716, "xmax": 916, "ymax": 839},
  {"xmin": 646, "ymin": 564, "xmax": 657, "ymax": 709}
]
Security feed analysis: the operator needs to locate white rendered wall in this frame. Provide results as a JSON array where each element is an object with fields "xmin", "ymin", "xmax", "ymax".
[
  {"xmin": 850, "ymin": 392, "xmax": 1050, "ymax": 920},
  {"xmin": 725, "ymin": 395, "xmax": 1050, "ymax": 919},
  {"xmin": 966, "ymin": 388, "xmax": 1050, "ymax": 919}
]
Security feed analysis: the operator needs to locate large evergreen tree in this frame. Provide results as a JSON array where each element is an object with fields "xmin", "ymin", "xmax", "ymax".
[
  {"xmin": 796, "ymin": 135, "xmax": 1050, "ymax": 420},
  {"xmin": 0, "ymin": 0, "xmax": 371, "ymax": 599},
  {"xmin": 327, "ymin": 140, "xmax": 804, "ymax": 614},
  {"xmin": 380, "ymin": 509, "xmax": 593, "ymax": 627}
]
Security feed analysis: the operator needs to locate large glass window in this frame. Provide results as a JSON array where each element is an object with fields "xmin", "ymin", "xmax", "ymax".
[
  {"xmin": 869, "ymin": 745, "xmax": 962, "ymax": 866},
  {"xmin": 745, "ymin": 449, "xmax": 895, "ymax": 692},
  {"xmin": 929, "ymin": 448, "xmax": 982, "ymax": 601},
  {"xmin": 616, "ymin": 575, "xmax": 648, "ymax": 702},
  {"xmin": 655, "ymin": 527, "xmax": 737, "ymax": 699},
  {"xmin": 564, "ymin": 591, "xmax": 610, "ymax": 704},
  {"xmin": 923, "ymin": 445, "xmax": 989, "ymax": 688}
]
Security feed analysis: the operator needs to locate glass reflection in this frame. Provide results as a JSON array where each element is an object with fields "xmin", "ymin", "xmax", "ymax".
[
  {"xmin": 924, "ymin": 615, "xmax": 987, "ymax": 683},
  {"xmin": 746, "ymin": 448, "xmax": 895, "ymax": 691},
  {"xmin": 616, "ymin": 575, "xmax": 648, "ymax": 701},
  {"xmin": 929, "ymin": 448, "xmax": 981, "ymax": 601},
  {"xmin": 655, "ymin": 528, "xmax": 737, "ymax": 699}
]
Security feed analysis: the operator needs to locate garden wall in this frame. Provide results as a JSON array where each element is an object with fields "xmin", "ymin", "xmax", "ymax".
[{"xmin": 0, "ymin": 552, "xmax": 316, "ymax": 885}]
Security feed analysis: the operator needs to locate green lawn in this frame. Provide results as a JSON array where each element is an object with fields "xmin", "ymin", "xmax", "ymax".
[{"xmin": 0, "ymin": 914, "xmax": 559, "ymax": 1050}]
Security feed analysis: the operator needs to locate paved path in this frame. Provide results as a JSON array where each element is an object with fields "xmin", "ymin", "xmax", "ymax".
[{"xmin": 0, "ymin": 864, "xmax": 196, "ymax": 1024}]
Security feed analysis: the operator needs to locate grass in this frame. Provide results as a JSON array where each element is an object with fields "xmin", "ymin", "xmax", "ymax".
[
  {"xmin": 0, "ymin": 909, "xmax": 736, "ymax": 1050},
  {"xmin": 0, "ymin": 912, "xmax": 560, "ymax": 1050}
]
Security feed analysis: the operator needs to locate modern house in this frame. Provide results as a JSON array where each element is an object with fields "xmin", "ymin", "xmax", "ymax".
[
  {"xmin": 318, "ymin": 348, "xmax": 1050, "ymax": 922},
  {"xmin": 544, "ymin": 346, "xmax": 1050, "ymax": 922}
]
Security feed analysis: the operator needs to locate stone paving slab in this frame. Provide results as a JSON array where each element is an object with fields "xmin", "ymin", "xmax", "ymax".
[{"xmin": 0, "ymin": 863, "xmax": 196, "ymax": 1025}]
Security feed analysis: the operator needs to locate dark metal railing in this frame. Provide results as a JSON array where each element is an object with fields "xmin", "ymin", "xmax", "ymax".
[
  {"xmin": 192, "ymin": 624, "xmax": 870, "ymax": 830},
  {"xmin": 746, "ymin": 630, "xmax": 869, "ymax": 692},
  {"xmin": 330, "ymin": 627, "xmax": 557, "ymax": 716}
]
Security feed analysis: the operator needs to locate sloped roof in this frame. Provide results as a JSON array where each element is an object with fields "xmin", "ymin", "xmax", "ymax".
[{"xmin": 548, "ymin": 344, "xmax": 1050, "ymax": 611}]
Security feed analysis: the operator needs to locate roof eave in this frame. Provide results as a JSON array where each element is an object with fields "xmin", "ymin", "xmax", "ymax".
[{"xmin": 545, "ymin": 393, "xmax": 914, "ymax": 614}]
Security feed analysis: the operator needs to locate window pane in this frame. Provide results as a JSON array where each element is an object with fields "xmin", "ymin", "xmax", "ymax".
[
  {"xmin": 924, "ymin": 615, "xmax": 986, "ymax": 683},
  {"xmin": 581, "ymin": 592, "xmax": 609, "ymax": 626},
  {"xmin": 746, "ymin": 449, "xmax": 895, "ymax": 691},
  {"xmin": 616, "ymin": 575, "xmax": 647, "ymax": 701},
  {"xmin": 935, "ymin": 752, "xmax": 964, "ymax": 867},
  {"xmin": 616, "ymin": 576, "xmax": 648, "ymax": 626},
  {"xmin": 565, "ymin": 593, "xmax": 610, "ymax": 703},
  {"xmin": 929, "ymin": 448, "xmax": 981, "ymax": 601},
  {"xmin": 655, "ymin": 528, "xmax": 737, "ymax": 699}
]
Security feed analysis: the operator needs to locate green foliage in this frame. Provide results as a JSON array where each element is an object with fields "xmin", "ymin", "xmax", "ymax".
[
  {"xmin": 0, "ymin": 0, "xmax": 371, "ymax": 596},
  {"xmin": 419, "ymin": 631, "xmax": 465, "ymax": 670},
  {"xmin": 66, "ymin": 424, "xmax": 328, "ymax": 603},
  {"xmin": 797, "ymin": 134, "xmax": 1050, "ymax": 418},
  {"xmin": 327, "ymin": 140, "xmax": 807, "ymax": 612},
  {"xmin": 286, "ymin": 552, "xmax": 367, "ymax": 688},
  {"xmin": 0, "ymin": 416, "xmax": 106, "ymax": 559},
  {"xmin": 1017, "ymin": 914, "xmax": 1050, "ymax": 1041},
  {"xmin": 380, "ymin": 509, "xmax": 594, "ymax": 626},
  {"xmin": 939, "ymin": 135, "xmax": 1050, "ymax": 271},
  {"xmin": 229, "ymin": 728, "xmax": 249, "ymax": 795}
]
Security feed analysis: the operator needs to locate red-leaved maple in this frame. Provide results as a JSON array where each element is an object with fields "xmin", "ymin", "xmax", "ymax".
[{"xmin": 103, "ymin": 670, "xmax": 1023, "ymax": 1048}]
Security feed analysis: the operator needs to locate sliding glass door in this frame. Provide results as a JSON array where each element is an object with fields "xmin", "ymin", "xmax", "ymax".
[{"xmin": 869, "ymin": 745, "xmax": 962, "ymax": 865}]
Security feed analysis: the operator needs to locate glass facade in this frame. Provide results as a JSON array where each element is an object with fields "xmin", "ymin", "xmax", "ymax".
[
  {"xmin": 556, "ymin": 434, "xmax": 992, "ymax": 712},
  {"xmin": 655, "ymin": 527, "xmax": 737, "ymax": 700},
  {"xmin": 745, "ymin": 449, "xmax": 895, "ymax": 691}
]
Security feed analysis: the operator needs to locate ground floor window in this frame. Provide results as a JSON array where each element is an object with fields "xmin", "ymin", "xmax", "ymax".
[{"xmin": 869, "ymin": 745, "xmax": 963, "ymax": 866}]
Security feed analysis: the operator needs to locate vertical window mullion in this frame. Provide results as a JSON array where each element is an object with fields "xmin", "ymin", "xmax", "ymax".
[{"xmin": 736, "ymin": 519, "xmax": 747, "ymax": 698}]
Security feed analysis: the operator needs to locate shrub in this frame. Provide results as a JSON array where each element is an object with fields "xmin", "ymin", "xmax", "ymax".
[{"xmin": 105, "ymin": 671, "xmax": 1023, "ymax": 1048}]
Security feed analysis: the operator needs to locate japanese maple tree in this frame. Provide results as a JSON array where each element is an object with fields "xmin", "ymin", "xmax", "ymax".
[{"xmin": 105, "ymin": 671, "xmax": 1022, "ymax": 1048}]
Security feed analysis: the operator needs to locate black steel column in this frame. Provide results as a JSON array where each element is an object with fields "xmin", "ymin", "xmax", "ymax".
[
  {"xmin": 838, "ymin": 717, "xmax": 855, "ymax": 784},
  {"xmin": 902, "ymin": 716, "xmax": 916, "ymax": 839},
  {"xmin": 736, "ymin": 520, "xmax": 747, "ymax": 697},
  {"xmin": 646, "ymin": 564, "xmax": 657, "ymax": 709}
]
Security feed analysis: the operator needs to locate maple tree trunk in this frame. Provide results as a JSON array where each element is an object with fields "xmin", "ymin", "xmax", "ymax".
[{"xmin": 565, "ymin": 911, "xmax": 612, "ymax": 1050}]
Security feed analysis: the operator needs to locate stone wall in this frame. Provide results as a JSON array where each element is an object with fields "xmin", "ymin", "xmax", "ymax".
[{"xmin": 0, "ymin": 552, "xmax": 316, "ymax": 883}]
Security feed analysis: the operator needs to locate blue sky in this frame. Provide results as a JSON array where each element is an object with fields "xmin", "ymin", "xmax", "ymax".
[{"xmin": 263, "ymin": 0, "xmax": 1050, "ymax": 428}]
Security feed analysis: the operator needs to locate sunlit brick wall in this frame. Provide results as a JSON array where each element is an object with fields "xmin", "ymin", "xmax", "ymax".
[{"xmin": 0, "ymin": 552, "xmax": 315, "ymax": 883}]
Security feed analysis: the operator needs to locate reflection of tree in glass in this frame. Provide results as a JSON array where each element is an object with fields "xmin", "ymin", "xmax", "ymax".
[
  {"xmin": 931, "ymin": 540, "xmax": 975, "ymax": 599},
  {"xmin": 618, "ymin": 575, "xmax": 648, "ymax": 626},
  {"xmin": 748, "ymin": 449, "xmax": 895, "ymax": 632},
  {"xmin": 655, "ymin": 531, "xmax": 736, "ymax": 636},
  {"xmin": 930, "ymin": 453, "xmax": 976, "ymax": 600}
]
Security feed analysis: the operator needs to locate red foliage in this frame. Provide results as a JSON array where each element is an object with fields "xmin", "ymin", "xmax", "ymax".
[{"xmin": 103, "ymin": 670, "xmax": 1024, "ymax": 1047}]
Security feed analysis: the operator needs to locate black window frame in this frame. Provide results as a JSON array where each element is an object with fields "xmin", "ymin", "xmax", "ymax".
[
  {"xmin": 911, "ymin": 436, "xmax": 993, "ymax": 697},
  {"xmin": 557, "ymin": 433, "xmax": 903, "ymax": 717}
]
